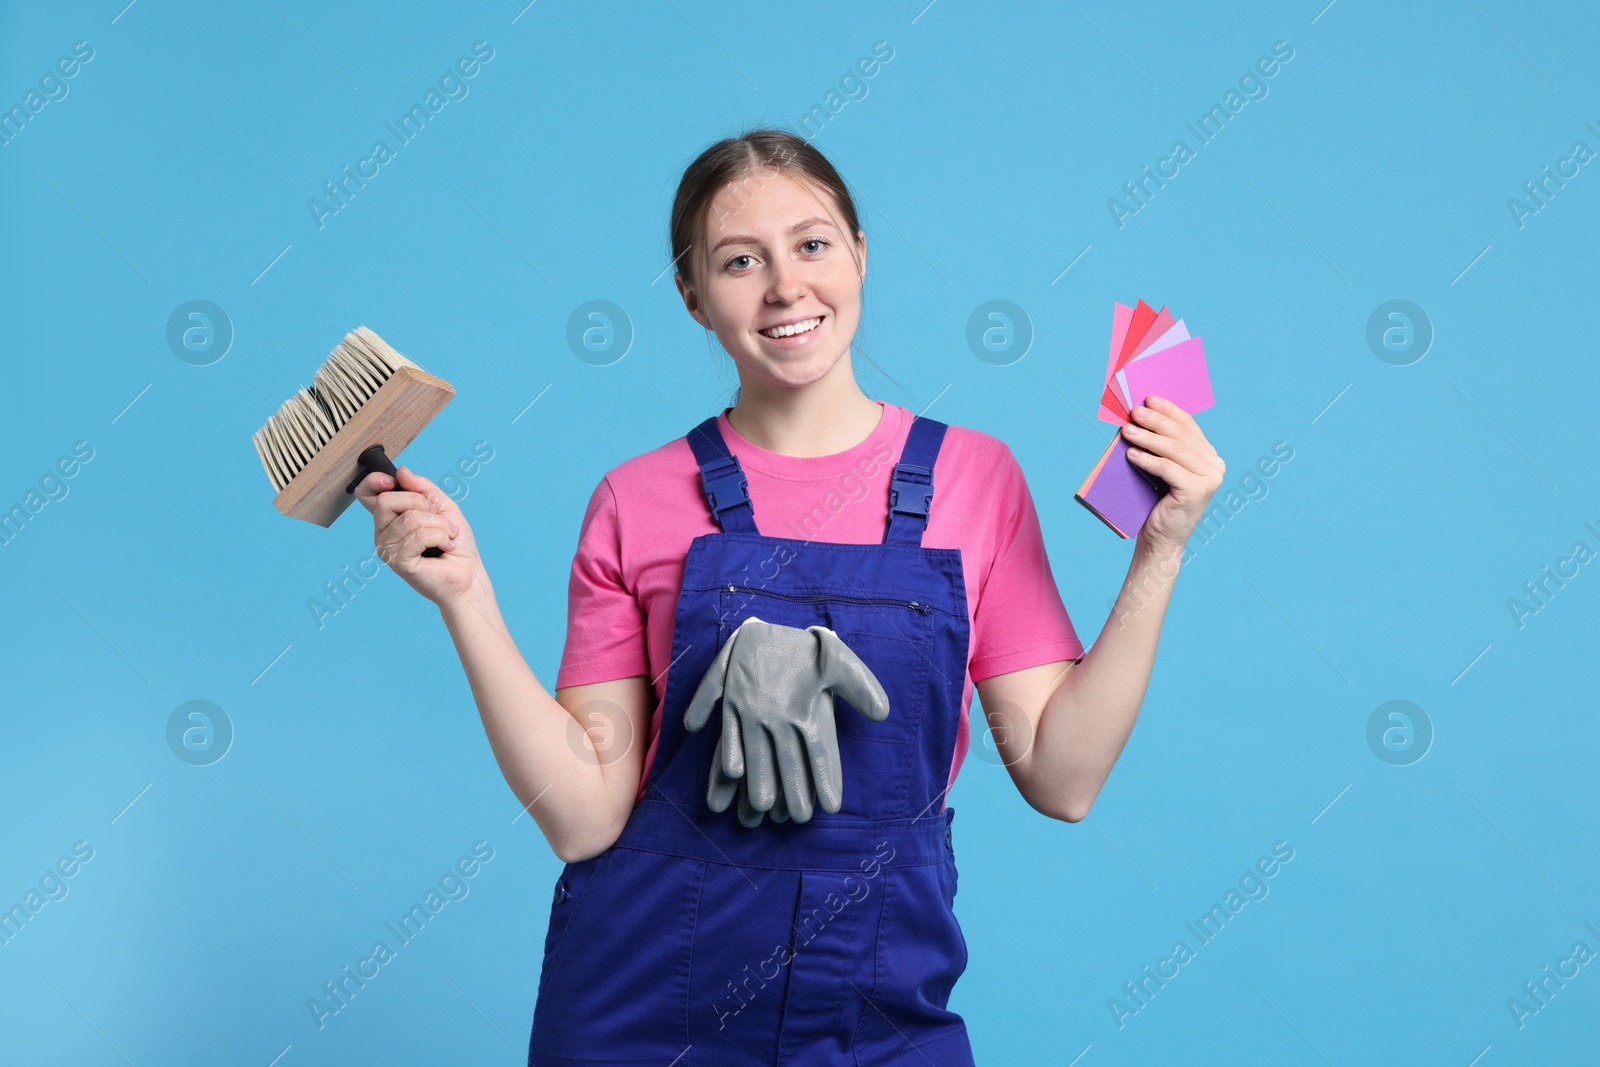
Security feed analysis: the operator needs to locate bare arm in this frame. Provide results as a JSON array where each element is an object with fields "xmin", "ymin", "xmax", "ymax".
[
  {"xmin": 438, "ymin": 581, "xmax": 652, "ymax": 862},
  {"xmin": 976, "ymin": 533, "xmax": 1179, "ymax": 821},
  {"xmin": 355, "ymin": 464, "xmax": 651, "ymax": 863},
  {"xmin": 975, "ymin": 396, "xmax": 1224, "ymax": 822}
]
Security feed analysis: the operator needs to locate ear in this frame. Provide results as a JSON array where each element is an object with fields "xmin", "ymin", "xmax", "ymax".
[{"xmin": 674, "ymin": 271, "xmax": 713, "ymax": 331}]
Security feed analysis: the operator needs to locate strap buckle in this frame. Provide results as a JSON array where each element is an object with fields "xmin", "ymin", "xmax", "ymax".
[
  {"xmin": 889, "ymin": 462, "xmax": 934, "ymax": 519},
  {"xmin": 701, "ymin": 455, "xmax": 752, "ymax": 522}
]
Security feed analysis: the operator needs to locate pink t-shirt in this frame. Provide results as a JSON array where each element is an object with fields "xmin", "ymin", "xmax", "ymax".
[{"xmin": 556, "ymin": 400, "xmax": 1086, "ymax": 804}]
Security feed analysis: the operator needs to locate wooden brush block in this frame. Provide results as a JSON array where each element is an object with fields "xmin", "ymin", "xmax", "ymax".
[{"xmin": 271, "ymin": 364, "xmax": 455, "ymax": 527}]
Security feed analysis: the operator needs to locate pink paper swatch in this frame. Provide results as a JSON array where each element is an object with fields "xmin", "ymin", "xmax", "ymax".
[
  {"xmin": 1099, "ymin": 302, "xmax": 1135, "ymax": 420},
  {"xmin": 1116, "ymin": 337, "xmax": 1214, "ymax": 415}
]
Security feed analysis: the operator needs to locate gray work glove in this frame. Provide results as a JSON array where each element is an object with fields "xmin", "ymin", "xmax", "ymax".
[{"xmin": 684, "ymin": 616, "xmax": 891, "ymax": 827}]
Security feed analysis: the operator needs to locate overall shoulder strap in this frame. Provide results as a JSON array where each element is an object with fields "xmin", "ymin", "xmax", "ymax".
[
  {"xmin": 686, "ymin": 416, "xmax": 757, "ymax": 533},
  {"xmin": 883, "ymin": 416, "xmax": 949, "ymax": 545}
]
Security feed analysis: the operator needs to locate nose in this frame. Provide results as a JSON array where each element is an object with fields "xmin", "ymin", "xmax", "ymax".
[{"xmin": 766, "ymin": 257, "xmax": 804, "ymax": 304}]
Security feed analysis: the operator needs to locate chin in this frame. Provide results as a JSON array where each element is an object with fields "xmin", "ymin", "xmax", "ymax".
[{"xmin": 755, "ymin": 349, "xmax": 847, "ymax": 388}]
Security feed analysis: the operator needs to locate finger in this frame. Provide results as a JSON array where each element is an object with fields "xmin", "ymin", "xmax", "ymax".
[
  {"xmin": 768, "ymin": 784, "xmax": 790, "ymax": 823},
  {"xmin": 719, "ymin": 700, "xmax": 744, "ymax": 778},
  {"xmin": 353, "ymin": 470, "xmax": 395, "ymax": 512},
  {"xmin": 367, "ymin": 484, "xmax": 436, "ymax": 528},
  {"xmin": 1125, "ymin": 409, "xmax": 1191, "ymax": 453},
  {"xmin": 741, "ymin": 724, "xmax": 780, "ymax": 813},
  {"xmin": 706, "ymin": 743, "xmax": 740, "ymax": 813},
  {"xmin": 374, "ymin": 492, "xmax": 440, "ymax": 530},
  {"xmin": 393, "ymin": 465, "xmax": 458, "ymax": 517},
  {"xmin": 811, "ymin": 628, "xmax": 890, "ymax": 722},
  {"xmin": 1134, "ymin": 400, "xmax": 1223, "ymax": 474},
  {"xmin": 1126, "ymin": 443, "xmax": 1215, "ymax": 492},
  {"xmin": 384, "ymin": 518, "xmax": 458, "ymax": 561},
  {"xmin": 736, "ymin": 780, "xmax": 766, "ymax": 829},
  {"xmin": 771, "ymin": 724, "xmax": 813, "ymax": 824},
  {"xmin": 371, "ymin": 493, "xmax": 443, "ymax": 561},
  {"xmin": 1126, "ymin": 435, "xmax": 1209, "ymax": 489},
  {"xmin": 1124, "ymin": 442, "xmax": 1175, "ymax": 481},
  {"xmin": 684, "ymin": 629, "xmax": 739, "ymax": 732},
  {"xmin": 377, "ymin": 508, "xmax": 457, "ymax": 563},
  {"xmin": 802, "ymin": 700, "xmax": 844, "ymax": 814},
  {"xmin": 682, "ymin": 669, "xmax": 721, "ymax": 736},
  {"xmin": 1121, "ymin": 424, "xmax": 1213, "ymax": 483},
  {"xmin": 1138, "ymin": 396, "xmax": 1200, "ymax": 436}
]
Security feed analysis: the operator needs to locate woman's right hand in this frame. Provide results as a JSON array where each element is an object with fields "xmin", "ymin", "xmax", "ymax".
[{"xmin": 354, "ymin": 464, "xmax": 482, "ymax": 609}]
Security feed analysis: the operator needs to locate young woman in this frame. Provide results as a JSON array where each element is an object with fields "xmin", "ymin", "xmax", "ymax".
[{"xmin": 356, "ymin": 129, "xmax": 1223, "ymax": 1065}]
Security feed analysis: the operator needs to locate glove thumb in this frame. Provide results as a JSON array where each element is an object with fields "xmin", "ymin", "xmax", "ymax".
[
  {"xmin": 810, "ymin": 626, "xmax": 890, "ymax": 722},
  {"xmin": 684, "ymin": 626, "xmax": 740, "ymax": 732}
]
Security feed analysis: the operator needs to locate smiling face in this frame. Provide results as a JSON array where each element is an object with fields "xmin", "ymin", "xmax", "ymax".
[{"xmin": 676, "ymin": 169, "xmax": 866, "ymax": 397}]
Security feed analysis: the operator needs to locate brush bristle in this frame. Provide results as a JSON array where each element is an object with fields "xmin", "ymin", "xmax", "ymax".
[{"xmin": 252, "ymin": 327, "xmax": 422, "ymax": 493}]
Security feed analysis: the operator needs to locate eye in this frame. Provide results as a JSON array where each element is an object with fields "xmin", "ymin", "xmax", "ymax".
[{"xmin": 723, "ymin": 238, "xmax": 831, "ymax": 273}]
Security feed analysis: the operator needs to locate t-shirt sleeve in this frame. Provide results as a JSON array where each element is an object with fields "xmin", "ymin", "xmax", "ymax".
[
  {"xmin": 555, "ymin": 475, "xmax": 652, "ymax": 690},
  {"xmin": 967, "ymin": 446, "xmax": 1086, "ymax": 682}
]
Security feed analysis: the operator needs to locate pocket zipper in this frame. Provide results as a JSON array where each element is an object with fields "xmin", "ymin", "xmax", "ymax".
[{"xmin": 724, "ymin": 584, "xmax": 932, "ymax": 614}]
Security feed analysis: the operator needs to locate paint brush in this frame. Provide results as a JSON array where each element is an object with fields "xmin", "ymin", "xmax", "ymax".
[{"xmin": 253, "ymin": 326, "xmax": 455, "ymax": 555}]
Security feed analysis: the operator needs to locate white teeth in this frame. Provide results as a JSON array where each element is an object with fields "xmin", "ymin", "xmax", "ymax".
[{"xmin": 761, "ymin": 316, "xmax": 822, "ymax": 338}]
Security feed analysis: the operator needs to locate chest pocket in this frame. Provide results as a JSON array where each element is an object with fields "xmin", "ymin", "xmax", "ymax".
[{"xmin": 713, "ymin": 585, "xmax": 934, "ymax": 818}]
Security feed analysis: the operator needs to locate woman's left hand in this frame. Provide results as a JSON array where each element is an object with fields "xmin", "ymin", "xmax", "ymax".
[{"xmin": 1120, "ymin": 395, "xmax": 1225, "ymax": 555}]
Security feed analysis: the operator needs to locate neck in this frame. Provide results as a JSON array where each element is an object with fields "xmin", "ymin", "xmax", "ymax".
[{"xmin": 726, "ymin": 372, "xmax": 881, "ymax": 458}]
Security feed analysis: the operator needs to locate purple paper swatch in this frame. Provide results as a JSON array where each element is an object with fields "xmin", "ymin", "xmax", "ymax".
[{"xmin": 1075, "ymin": 435, "xmax": 1167, "ymax": 539}]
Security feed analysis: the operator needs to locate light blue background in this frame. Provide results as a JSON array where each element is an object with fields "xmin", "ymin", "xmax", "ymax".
[{"xmin": 2, "ymin": 0, "xmax": 1596, "ymax": 1063}]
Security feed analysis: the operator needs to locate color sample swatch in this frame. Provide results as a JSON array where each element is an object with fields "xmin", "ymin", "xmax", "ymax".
[{"xmin": 1076, "ymin": 300, "xmax": 1215, "ymax": 538}]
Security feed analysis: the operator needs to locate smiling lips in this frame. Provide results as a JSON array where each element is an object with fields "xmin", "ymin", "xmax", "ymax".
[{"xmin": 758, "ymin": 315, "xmax": 824, "ymax": 339}]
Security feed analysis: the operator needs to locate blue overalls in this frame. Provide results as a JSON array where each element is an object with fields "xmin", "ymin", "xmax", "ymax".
[{"xmin": 528, "ymin": 414, "xmax": 976, "ymax": 1066}]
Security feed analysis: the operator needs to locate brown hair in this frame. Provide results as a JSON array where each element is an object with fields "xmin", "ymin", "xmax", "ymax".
[{"xmin": 668, "ymin": 128, "xmax": 898, "ymax": 402}]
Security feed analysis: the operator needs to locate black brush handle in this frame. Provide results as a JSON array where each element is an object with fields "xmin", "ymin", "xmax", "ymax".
[{"xmin": 347, "ymin": 444, "xmax": 444, "ymax": 558}]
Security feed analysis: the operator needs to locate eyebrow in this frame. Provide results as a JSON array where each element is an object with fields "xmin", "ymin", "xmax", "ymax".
[{"xmin": 710, "ymin": 216, "xmax": 840, "ymax": 253}]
